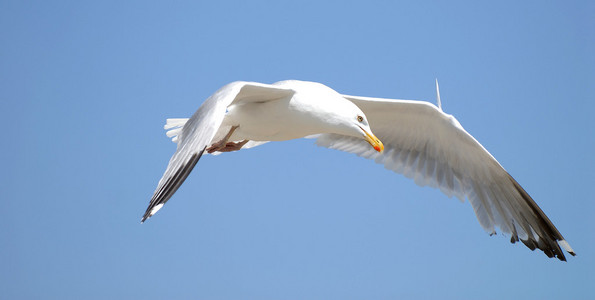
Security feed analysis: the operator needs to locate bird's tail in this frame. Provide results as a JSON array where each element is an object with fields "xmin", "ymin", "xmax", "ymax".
[{"xmin": 164, "ymin": 118, "xmax": 189, "ymax": 143}]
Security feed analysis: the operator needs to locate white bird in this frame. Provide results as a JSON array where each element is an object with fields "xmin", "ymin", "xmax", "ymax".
[{"xmin": 142, "ymin": 80, "xmax": 575, "ymax": 261}]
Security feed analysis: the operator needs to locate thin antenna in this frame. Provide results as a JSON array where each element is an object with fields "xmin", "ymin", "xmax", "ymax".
[{"xmin": 435, "ymin": 78, "xmax": 442, "ymax": 111}]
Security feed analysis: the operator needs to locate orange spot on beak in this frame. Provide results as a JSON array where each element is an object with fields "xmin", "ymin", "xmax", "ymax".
[{"xmin": 364, "ymin": 130, "xmax": 384, "ymax": 153}]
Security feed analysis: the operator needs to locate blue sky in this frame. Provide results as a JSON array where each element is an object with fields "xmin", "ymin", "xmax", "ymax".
[{"xmin": 2, "ymin": 1, "xmax": 594, "ymax": 299}]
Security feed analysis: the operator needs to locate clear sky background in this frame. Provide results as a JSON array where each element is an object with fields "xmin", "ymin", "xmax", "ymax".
[{"xmin": 2, "ymin": 1, "xmax": 594, "ymax": 299}]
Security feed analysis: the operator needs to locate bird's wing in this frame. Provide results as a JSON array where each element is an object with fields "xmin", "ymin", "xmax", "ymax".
[
  {"xmin": 142, "ymin": 82, "xmax": 295, "ymax": 222},
  {"xmin": 315, "ymin": 94, "xmax": 574, "ymax": 260}
]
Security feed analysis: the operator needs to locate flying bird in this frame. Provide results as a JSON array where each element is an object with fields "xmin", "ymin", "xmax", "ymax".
[{"xmin": 142, "ymin": 80, "xmax": 575, "ymax": 261}]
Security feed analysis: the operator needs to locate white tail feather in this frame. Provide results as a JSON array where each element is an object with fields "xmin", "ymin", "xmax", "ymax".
[{"xmin": 164, "ymin": 118, "xmax": 189, "ymax": 143}]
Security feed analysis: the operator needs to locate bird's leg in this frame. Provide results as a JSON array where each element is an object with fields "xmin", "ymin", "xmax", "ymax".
[
  {"xmin": 216, "ymin": 139, "xmax": 249, "ymax": 153},
  {"xmin": 207, "ymin": 125, "xmax": 238, "ymax": 153},
  {"xmin": 207, "ymin": 126, "xmax": 249, "ymax": 153}
]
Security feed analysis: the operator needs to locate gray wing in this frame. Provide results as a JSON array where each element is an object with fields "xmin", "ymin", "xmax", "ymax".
[
  {"xmin": 142, "ymin": 81, "xmax": 295, "ymax": 222},
  {"xmin": 315, "ymin": 94, "xmax": 575, "ymax": 260}
]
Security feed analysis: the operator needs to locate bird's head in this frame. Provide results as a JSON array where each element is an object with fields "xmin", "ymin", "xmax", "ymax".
[
  {"xmin": 322, "ymin": 96, "xmax": 384, "ymax": 153},
  {"xmin": 282, "ymin": 80, "xmax": 384, "ymax": 153},
  {"xmin": 348, "ymin": 109, "xmax": 384, "ymax": 153}
]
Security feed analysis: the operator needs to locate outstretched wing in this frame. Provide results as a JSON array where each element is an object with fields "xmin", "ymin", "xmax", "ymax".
[
  {"xmin": 315, "ymin": 94, "xmax": 575, "ymax": 260},
  {"xmin": 142, "ymin": 82, "xmax": 295, "ymax": 222}
]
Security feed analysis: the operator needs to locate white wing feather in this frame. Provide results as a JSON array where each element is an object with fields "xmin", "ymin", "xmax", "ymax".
[{"xmin": 316, "ymin": 94, "xmax": 574, "ymax": 260}]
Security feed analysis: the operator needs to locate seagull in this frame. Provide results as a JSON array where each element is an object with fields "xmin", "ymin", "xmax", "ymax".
[{"xmin": 142, "ymin": 80, "xmax": 575, "ymax": 261}]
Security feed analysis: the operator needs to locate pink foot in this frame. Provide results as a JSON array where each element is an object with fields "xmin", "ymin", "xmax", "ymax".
[{"xmin": 207, "ymin": 140, "xmax": 249, "ymax": 153}]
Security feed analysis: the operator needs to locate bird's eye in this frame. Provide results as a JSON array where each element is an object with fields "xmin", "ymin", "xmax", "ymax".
[{"xmin": 357, "ymin": 115, "xmax": 364, "ymax": 122}]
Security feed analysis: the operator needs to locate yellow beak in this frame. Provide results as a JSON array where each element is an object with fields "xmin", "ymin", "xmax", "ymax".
[{"xmin": 364, "ymin": 130, "xmax": 384, "ymax": 153}]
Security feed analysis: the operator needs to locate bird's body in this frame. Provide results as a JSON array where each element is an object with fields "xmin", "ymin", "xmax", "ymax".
[
  {"xmin": 221, "ymin": 80, "xmax": 356, "ymax": 142},
  {"xmin": 143, "ymin": 80, "xmax": 575, "ymax": 261}
]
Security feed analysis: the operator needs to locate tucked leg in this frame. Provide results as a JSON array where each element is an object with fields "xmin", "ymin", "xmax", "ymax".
[
  {"xmin": 215, "ymin": 139, "xmax": 249, "ymax": 153},
  {"xmin": 207, "ymin": 126, "xmax": 249, "ymax": 153}
]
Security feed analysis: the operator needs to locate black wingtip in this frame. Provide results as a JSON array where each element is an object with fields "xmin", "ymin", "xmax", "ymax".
[
  {"xmin": 141, "ymin": 148, "xmax": 205, "ymax": 222},
  {"xmin": 140, "ymin": 210, "xmax": 152, "ymax": 224},
  {"xmin": 141, "ymin": 207, "xmax": 155, "ymax": 223},
  {"xmin": 505, "ymin": 173, "xmax": 574, "ymax": 261}
]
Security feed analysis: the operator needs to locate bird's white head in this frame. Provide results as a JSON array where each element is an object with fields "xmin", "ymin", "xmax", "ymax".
[
  {"xmin": 331, "ymin": 100, "xmax": 384, "ymax": 153},
  {"xmin": 280, "ymin": 80, "xmax": 384, "ymax": 153},
  {"xmin": 355, "ymin": 111, "xmax": 384, "ymax": 153}
]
